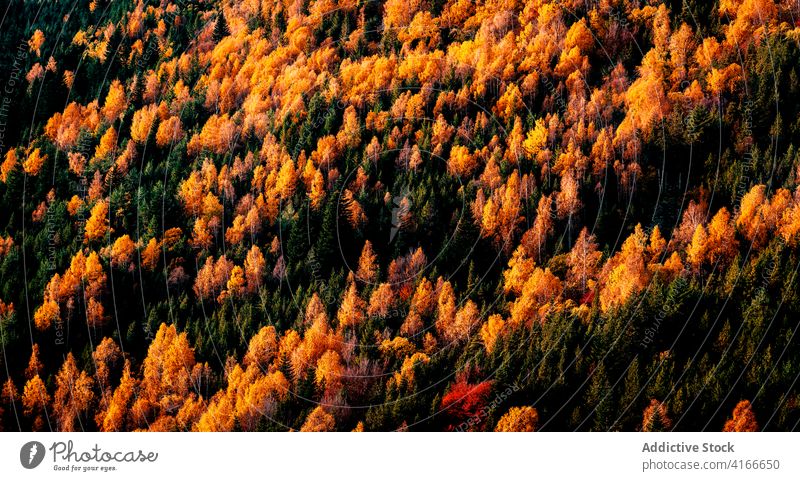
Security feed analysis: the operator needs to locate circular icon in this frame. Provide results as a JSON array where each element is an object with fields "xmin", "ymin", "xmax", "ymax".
[{"xmin": 20, "ymin": 441, "xmax": 45, "ymax": 469}]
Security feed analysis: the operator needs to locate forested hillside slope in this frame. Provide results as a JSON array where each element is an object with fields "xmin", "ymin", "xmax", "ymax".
[{"xmin": 0, "ymin": 0, "xmax": 798, "ymax": 431}]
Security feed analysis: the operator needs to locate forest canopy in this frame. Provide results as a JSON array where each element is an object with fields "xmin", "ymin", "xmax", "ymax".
[{"xmin": 0, "ymin": 0, "xmax": 799, "ymax": 432}]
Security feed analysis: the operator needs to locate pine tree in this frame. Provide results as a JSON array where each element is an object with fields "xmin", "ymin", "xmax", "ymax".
[{"xmin": 213, "ymin": 11, "xmax": 230, "ymax": 42}]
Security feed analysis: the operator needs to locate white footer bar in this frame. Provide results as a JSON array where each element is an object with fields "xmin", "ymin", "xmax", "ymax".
[{"xmin": 0, "ymin": 432, "xmax": 794, "ymax": 480}]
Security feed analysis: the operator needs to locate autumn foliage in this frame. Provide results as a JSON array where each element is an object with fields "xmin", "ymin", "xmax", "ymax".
[{"xmin": 1, "ymin": 0, "xmax": 800, "ymax": 433}]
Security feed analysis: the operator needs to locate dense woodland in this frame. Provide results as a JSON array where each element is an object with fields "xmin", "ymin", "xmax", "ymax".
[{"xmin": 0, "ymin": 0, "xmax": 798, "ymax": 431}]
